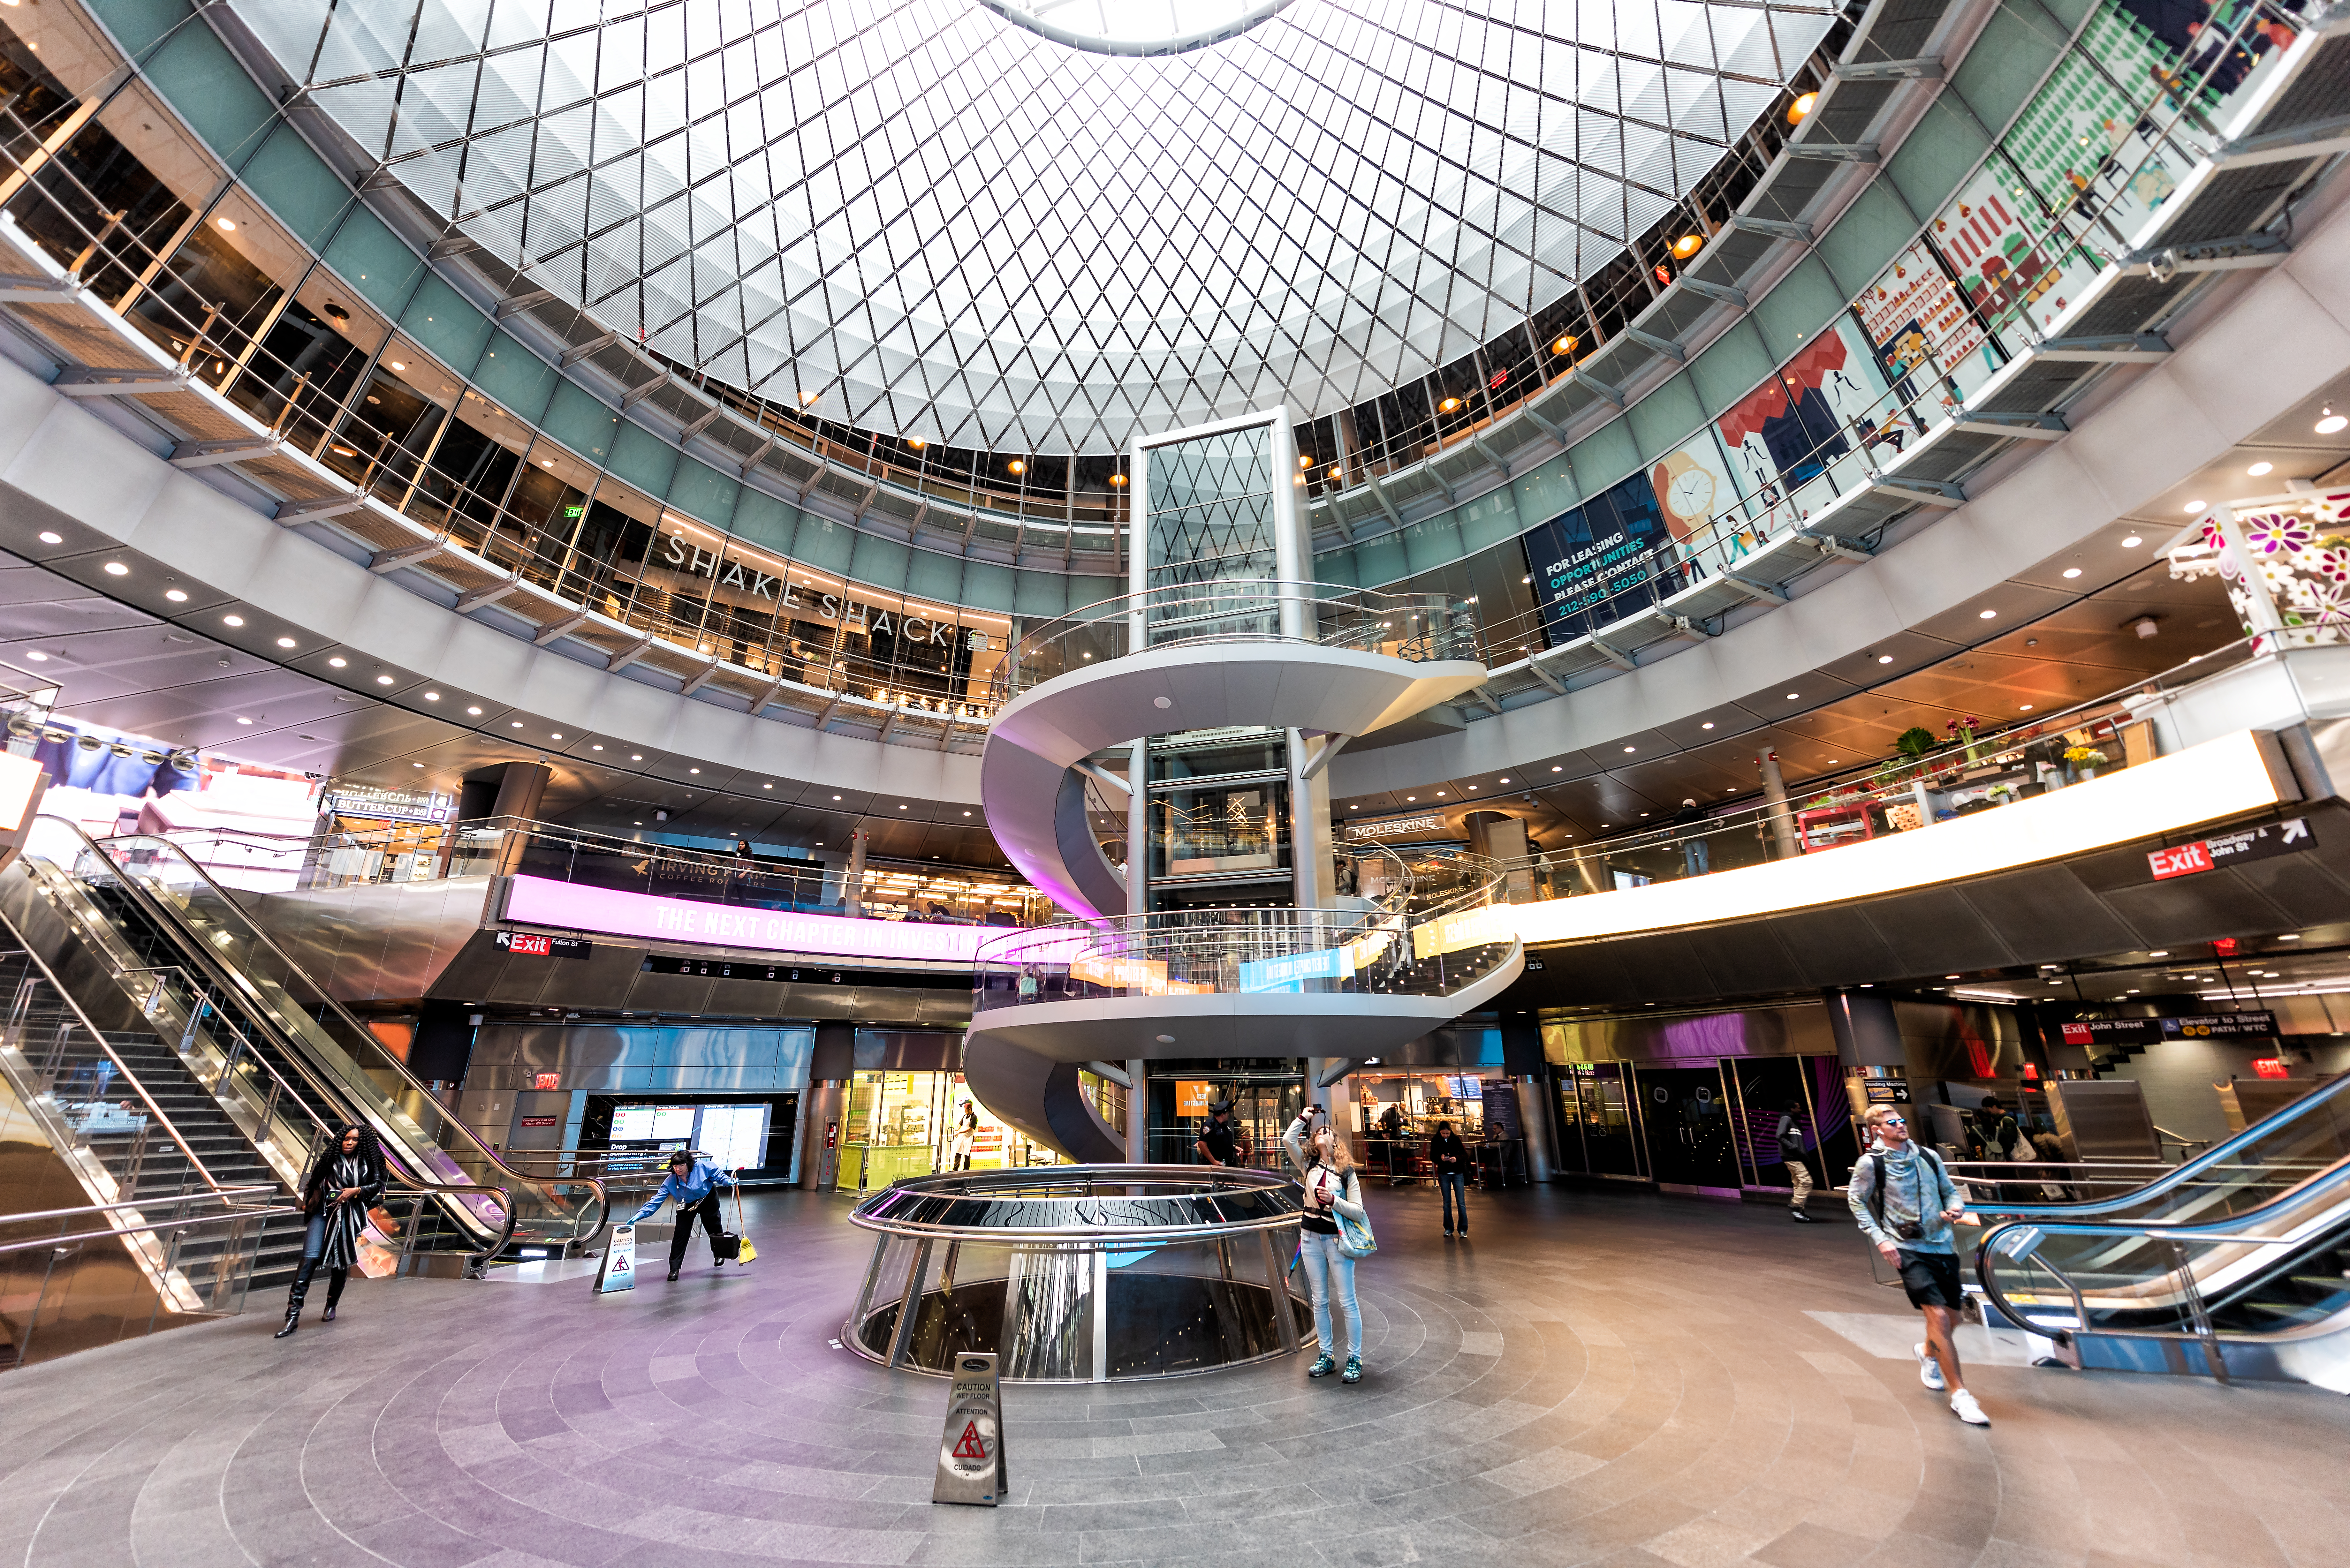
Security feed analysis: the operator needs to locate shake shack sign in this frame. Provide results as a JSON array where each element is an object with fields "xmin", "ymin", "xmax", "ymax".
[
  {"xmin": 1345, "ymin": 813, "xmax": 1450, "ymax": 842},
  {"xmin": 662, "ymin": 534, "xmax": 973, "ymax": 646}
]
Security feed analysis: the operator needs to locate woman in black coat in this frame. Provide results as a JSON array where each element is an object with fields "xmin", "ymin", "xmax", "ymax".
[{"xmin": 277, "ymin": 1123, "xmax": 386, "ymax": 1338}]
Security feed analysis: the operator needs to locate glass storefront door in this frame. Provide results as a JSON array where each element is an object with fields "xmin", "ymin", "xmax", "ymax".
[
  {"xmin": 1633, "ymin": 1064, "xmax": 1741, "ymax": 1192},
  {"xmin": 1554, "ymin": 1062, "xmax": 1648, "ymax": 1180}
]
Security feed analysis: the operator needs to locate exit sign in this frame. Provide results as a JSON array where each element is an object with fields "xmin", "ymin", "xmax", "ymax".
[{"xmin": 2149, "ymin": 818, "xmax": 2312, "ymax": 879}]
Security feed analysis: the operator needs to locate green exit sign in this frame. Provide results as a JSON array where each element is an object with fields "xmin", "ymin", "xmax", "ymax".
[{"xmin": 562, "ymin": 504, "xmax": 583, "ymax": 518}]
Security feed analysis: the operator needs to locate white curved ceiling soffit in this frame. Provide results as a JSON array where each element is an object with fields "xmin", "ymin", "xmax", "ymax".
[{"xmin": 235, "ymin": 0, "xmax": 1835, "ymax": 454}]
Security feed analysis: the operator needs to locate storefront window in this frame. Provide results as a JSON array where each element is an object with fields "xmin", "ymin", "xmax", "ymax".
[{"xmin": 843, "ymin": 1072, "xmax": 1035, "ymax": 1188}]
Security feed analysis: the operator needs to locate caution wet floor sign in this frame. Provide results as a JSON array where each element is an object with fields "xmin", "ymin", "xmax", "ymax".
[{"xmin": 933, "ymin": 1353, "xmax": 1006, "ymax": 1506}]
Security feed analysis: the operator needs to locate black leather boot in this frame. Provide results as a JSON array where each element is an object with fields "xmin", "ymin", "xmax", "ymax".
[
  {"xmin": 276, "ymin": 1258, "xmax": 318, "ymax": 1338},
  {"xmin": 322, "ymin": 1268, "xmax": 348, "ymax": 1322}
]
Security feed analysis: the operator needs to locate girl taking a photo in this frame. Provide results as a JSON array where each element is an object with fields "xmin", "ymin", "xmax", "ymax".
[{"xmin": 1281, "ymin": 1104, "xmax": 1367, "ymax": 1384}]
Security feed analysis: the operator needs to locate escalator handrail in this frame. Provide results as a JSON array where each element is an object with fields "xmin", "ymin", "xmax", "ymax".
[
  {"xmin": 1976, "ymin": 1155, "xmax": 2350, "ymax": 1342},
  {"xmin": 0, "ymin": 1203, "xmax": 307, "ymax": 1261},
  {"xmin": 39, "ymin": 818, "xmax": 608, "ymax": 1246},
  {"xmin": 1962, "ymin": 1071, "xmax": 2350, "ymax": 1220},
  {"xmin": 0, "ymin": 939, "xmax": 246, "ymax": 1195}
]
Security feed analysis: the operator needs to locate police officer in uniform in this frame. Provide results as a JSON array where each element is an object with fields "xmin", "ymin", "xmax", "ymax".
[{"xmin": 1194, "ymin": 1097, "xmax": 1251, "ymax": 1167}]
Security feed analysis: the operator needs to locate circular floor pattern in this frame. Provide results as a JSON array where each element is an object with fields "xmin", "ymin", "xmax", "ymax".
[{"xmin": 3, "ymin": 1187, "xmax": 2344, "ymax": 1568}]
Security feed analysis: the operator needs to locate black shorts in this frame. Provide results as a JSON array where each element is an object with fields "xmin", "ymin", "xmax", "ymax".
[{"xmin": 1897, "ymin": 1248, "xmax": 1965, "ymax": 1310}]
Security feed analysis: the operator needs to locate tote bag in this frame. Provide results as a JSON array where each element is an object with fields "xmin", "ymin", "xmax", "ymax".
[{"xmin": 1335, "ymin": 1174, "xmax": 1377, "ymax": 1260}]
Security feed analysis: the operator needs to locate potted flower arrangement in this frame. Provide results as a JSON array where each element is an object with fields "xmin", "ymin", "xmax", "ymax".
[
  {"xmin": 1946, "ymin": 713, "xmax": 1984, "ymax": 765},
  {"xmin": 2063, "ymin": 743, "xmax": 2108, "ymax": 781}
]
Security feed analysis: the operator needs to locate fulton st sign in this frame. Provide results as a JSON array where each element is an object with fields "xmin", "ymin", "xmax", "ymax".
[{"xmin": 502, "ymin": 875, "xmax": 1028, "ymax": 964}]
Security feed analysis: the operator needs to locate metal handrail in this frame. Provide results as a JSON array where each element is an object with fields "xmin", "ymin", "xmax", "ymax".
[
  {"xmin": 1479, "ymin": 634, "xmax": 2270, "ymax": 881},
  {"xmin": 0, "ymin": 942, "xmax": 240, "ymax": 1195},
  {"xmin": 0, "ymin": 1187, "xmax": 285, "ymax": 1227},
  {"xmin": 0, "ymin": 1203, "xmax": 305, "ymax": 1262},
  {"xmin": 990, "ymin": 579, "xmax": 1483, "ymax": 708},
  {"xmin": 1964, "ymin": 1076, "xmax": 2350, "ymax": 1222},
  {"xmin": 848, "ymin": 1163, "xmax": 1305, "ymax": 1243},
  {"xmin": 39, "ymin": 820, "xmax": 610, "ymax": 1245}
]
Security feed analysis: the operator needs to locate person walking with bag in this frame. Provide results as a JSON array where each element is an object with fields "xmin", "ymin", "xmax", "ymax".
[
  {"xmin": 628, "ymin": 1149, "xmax": 739, "ymax": 1281},
  {"xmin": 1281, "ymin": 1104, "xmax": 1369, "ymax": 1384},
  {"xmin": 276, "ymin": 1122, "xmax": 385, "ymax": 1338},
  {"xmin": 1776, "ymin": 1100, "xmax": 1815, "ymax": 1222},
  {"xmin": 1847, "ymin": 1104, "xmax": 1988, "ymax": 1426},
  {"xmin": 1429, "ymin": 1120, "xmax": 1470, "ymax": 1238}
]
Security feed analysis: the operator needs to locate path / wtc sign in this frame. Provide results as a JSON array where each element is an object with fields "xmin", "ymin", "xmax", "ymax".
[
  {"xmin": 2149, "ymin": 818, "xmax": 2313, "ymax": 879},
  {"xmin": 933, "ymin": 1353, "xmax": 1006, "ymax": 1506}
]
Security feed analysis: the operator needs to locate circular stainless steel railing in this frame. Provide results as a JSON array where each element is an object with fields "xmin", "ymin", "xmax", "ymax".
[{"xmin": 845, "ymin": 1165, "xmax": 1310, "ymax": 1381}]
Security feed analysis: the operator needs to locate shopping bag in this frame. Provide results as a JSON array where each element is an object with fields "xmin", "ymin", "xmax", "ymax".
[{"xmin": 355, "ymin": 1237, "xmax": 399, "ymax": 1278}]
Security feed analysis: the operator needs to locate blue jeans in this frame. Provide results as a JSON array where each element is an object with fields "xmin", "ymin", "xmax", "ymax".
[
  {"xmin": 1437, "ymin": 1170, "xmax": 1467, "ymax": 1231},
  {"xmin": 1682, "ymin": 837, "xmax": 1710, "ymax": 876},
  {"xmin": 1298, "ymin": 1230, "xmax": 1361, "ymax": 1357},
  {"xmin": 301, "ymin": 1214, "xmax": 327, "ymax": 1261}
]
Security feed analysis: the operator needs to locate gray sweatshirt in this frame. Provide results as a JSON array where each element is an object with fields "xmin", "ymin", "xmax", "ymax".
[{"xmin": 1846, "ymin": 1140, "xmax": 1961, "ymax": 1255}]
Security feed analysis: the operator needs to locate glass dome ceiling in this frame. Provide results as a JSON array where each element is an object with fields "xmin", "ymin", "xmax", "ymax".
[{"xmin": 236, "ymin": 0, "xmax": 1835, "ymax": 455}]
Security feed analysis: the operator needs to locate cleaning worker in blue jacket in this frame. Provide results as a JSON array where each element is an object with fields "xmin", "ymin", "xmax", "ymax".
[{"xmin": 629, "ymin": 1149, "xmax": 739, "ymax": 1281}]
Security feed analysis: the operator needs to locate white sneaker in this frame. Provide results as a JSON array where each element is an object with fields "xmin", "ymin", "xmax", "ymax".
[
  {"xmin": 1915, "ymin": 1342, "xmax": 1945, "ymax": 1391},
  {"xmin": 1949, "ymin": 1389, "xmax": 1989, "ymax": 1426}
]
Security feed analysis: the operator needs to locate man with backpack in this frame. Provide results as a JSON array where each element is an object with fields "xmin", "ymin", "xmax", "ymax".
[
  {"xmin": 1846, "ymin": 1104, "xmax": 1989, "ymax": 1426},
  {"xmin": 1774, "ymin": 1099, "xmax": 1814, "ymax": 1222}
]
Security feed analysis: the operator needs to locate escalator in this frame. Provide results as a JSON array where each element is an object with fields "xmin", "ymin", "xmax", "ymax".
[
  {"xmin": 3, "ymin": 819, "xmax": 605, "ymax": 1263},
  {"xmin": 0, "ymin": 943, "xmax": 306, "ymax": 1296},
  {"xmin": 1967, "ymin": 1075, "xmax": 2350, "ymax": 1387}
]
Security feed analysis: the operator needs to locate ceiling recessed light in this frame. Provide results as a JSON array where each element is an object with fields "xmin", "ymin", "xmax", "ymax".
[
  {"xmin": 550, "ymin": 732, "xmax": 563, "ymax": 740},
  {"xmin": 511, "ymin": 721, "xmax": 523, "ymax": 729},
  {"xmin": 424, "ymin": 690, "xmax": 440, "ymax": 699},
  {"xmin": 275, "ymin": 636, "xmax": 296, "ymax": 649},
  {"xmin": 223, "ymin": 614, "xmax": 243, "ymax": 627},
  {"xmin": 1978, "ymin": 609, "xmax": 1997, "ymax": 620},
  {"xmin": 1623, "ymin": 746, "xmax": 1635, "ymax": 753},
  {"xmin": 1551, "ymin": 766, "xmax": 1562, "ymax": 772},
  {"xmin": 102, "ymin": 562, "xmax": 128, "ymax": 576},
  {"xmin": 412, "ymin": 762, "xmax": 424, "ymax": 769},
  {"xmin": 236, "ymin": 716, "xmax": 252, "ymax": 725},
  {"xmin": 388, "ymin": 361, "xmax": 406, "ymax": 372},
  {"xmin": 1700, "ymin": 722, "xmax": 1714, "ymax": 730},
  {"xmin": 762, "ymin": 781, "xmax": 772, "ymax": 788},
  {"xmin": 165, "ymin": 588, "xmax": 187, "ymax": 603},
  {"xmin": 832, "ymin": 794, "xmax": 842, "ymax": 800},
  {"xmin": 2149, "ymin": 950, "xmax": 2169, "ymax": 957},
  {"xmin": 466, "ymin": 705, "xmax": 483, "ymax": 715},
  {"xmin": 1876, "ymin": 654, "xmax": 1894, "ymax": 664},
  {"xmin": 327, "ymin": 656, "xmax": 347, "ymax": 668},
  {"xmin": 24, "ymin": 651, "xmax": 48, "ymax": 662},
  {"xmin": 689, "ymin": 767, "xmax": 700, "ymax": 773},
  {"xmin": 590, "ymin": 743, "xmax": 601, "ymax": 750},
  {"xmin": 2062, "ymin": 567, "xmax": 2082, "ymax": 579},
  {"xmin": 2317, "ymin": 412, "xmax": 2347, "ymax": 435},
  {"xmin": 2184, "ymin": 499, "xmax": 2206, "ymax": 512},
  {"xmin": 2120, "ymin": 535, "xmax": 2142, "ymax": 547},
  {"xmin": 963, "ymin": 811, "xmax": 971, "ymax": 817},
  {"xmin": 898, "ymin": 803, "xmax": 908, "ymax": 809},
  {"xmin": 216, "ymin": 217, "xmax": 236, "ymax": 231},
  {"xmin": 1499, "ymin": 777, "xmax": 1510, "ymax": 784},
  {"xmin": 2247, "ymin": 461, "xmax": 2273, "ymax": 476},
  {"xmin": 1786, "ymin": 691, "xmax": 1799, "ymax": 699},
  {"xmin": 1406, "ymin": 795, "xmax": 1416, "ymax": 801},
  {"xmin": 2018, "ymin": 703, "xmax": 2033, "ymax": 711},
  {"xmin": 376, "ymin": 675, "xmax": 393, "ymax": 685},
  {"xmin": 631, "ymin": 754, "xmax": 642, "ymax": 761},
  {"xmin": 37, "ymin": 531, "xmax": 60, "ymax": 544}
]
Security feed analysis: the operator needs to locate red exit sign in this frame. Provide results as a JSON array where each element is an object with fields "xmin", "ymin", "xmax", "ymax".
[
  {"xmin": 509, "ymin": 932, "xmax": 553, "ymax": 956},
  {"xmin": 2149, "ymin": 818, "xmax": 2312, "ymax": 880}
]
